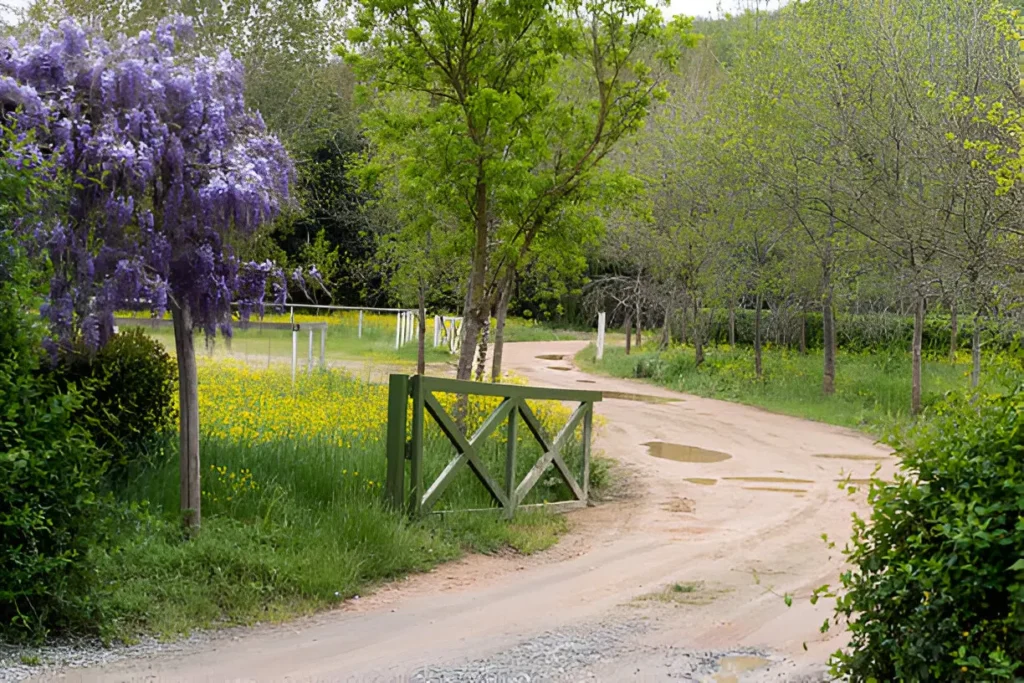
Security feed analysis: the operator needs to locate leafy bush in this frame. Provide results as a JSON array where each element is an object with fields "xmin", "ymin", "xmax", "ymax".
[
  {"xmin": 828, "ymin": 387, "xmax": 1024, "ymax": 680},
  {"xmin": 53, "ymin": 328, "xmax": 177, "ymax": 477},
  {"xmin": 0, "ymin": 355, "xmax": 106, "ymax": 639}
]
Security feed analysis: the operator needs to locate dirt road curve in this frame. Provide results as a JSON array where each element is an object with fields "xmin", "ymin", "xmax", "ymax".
[{"xmin": 58, "ymin": 341, "xmax": 894, "ymax": 683}]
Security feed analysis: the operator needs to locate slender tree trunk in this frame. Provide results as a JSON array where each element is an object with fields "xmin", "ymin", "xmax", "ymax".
[
  {"xmin": 822, "ymin": 287, "xmax": 836, "ymax": 395},
  {"xmin": 799, "ymin": 307, "xmax": 807, "ymax": 355},
  {"xmin": 171, "ymin": 301, "xmax": 201, "ymax": 531},
  {"xmin": 754, "ymin": 292, "xmax": 764, "ymax": 379},
  {"xmin": 475, "ymin": 321, "xmax": 490, "ymax": 382},
  {"xmin": 416, "ymin": 284, "xmax": 426, "ymax": 375},
  {"xmin": 624, "ymin": 313, "xmax": 633, "ymax": 356},
  {"xmin": 456, "ymin": 175, "xmax": 490, "ymax": 381},
  {"xmin": 911, "ymin": 295, "xmax": 925, "ymax": 416},
  {"xmin": 635, "ymin": 300, "xmax": 642, "ymax": 349},
  {"xmin": 680, "ymin": 302, "xmax": 689, "ymax": 345},
  {"xmin": 661, "ymin": 305, "xmax": 671, "ymax": 349},
  {"xmin": 491, "ymin": 277, "xmax": 513, "ymax": 382},
  {"xmin": 693, "ymin": 297, "xmax": 704, "ymax": 368},
  {"xmin": 728, "ymin": 304, "xmax": 736, "ymax": 347},
  {"xmin": 971, "ymin": 315, "xmax": 981, "ymax": 388},
  {"xmin": 949, "ymin": 297, "xmax": 959, "ymax": 363}
]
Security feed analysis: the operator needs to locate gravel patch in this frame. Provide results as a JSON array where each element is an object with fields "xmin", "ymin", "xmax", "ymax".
[
  {"xmin": 404, "ymin": 619, "xmax": 782, "ymax": 682},
  {"xmin": 0, "ymin": 632, "xmax": 212, "ymax": 683}
]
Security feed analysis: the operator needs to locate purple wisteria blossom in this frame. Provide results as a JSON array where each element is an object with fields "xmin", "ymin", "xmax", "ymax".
[{"xmin": 0, "ymin": 16, "xmax": 296, "ymax": 347}]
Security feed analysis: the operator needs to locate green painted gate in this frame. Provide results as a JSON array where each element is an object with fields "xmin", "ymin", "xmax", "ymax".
[{"xmin": 385, "ymin": 375, "xmax": 602, "ymax": 517}]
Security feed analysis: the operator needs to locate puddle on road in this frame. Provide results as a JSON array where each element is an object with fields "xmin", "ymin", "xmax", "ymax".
[
  {"xmin": 712, "ymin": 654, "xmax": 772, "ymax": 683},
  {"xmin": 645, "ymin": 442, "xmax": 731, "ymax": 463},
  {"xmin": 536, "ymin": 354, "xmax": 566, "ymax": 361},
  {"xmin": 606, "ymin": 391, "xmax": 681, "ymax": 404},
  {"xmin": 577, "ymin": 379, "xmax": 597, "ymax": 384},
  {"xmin": 724, "ymin": 476, "xmax": 814, "ymax": 485},
  {"xmin": 813, "ymin": 453, "xmax": 890, "ymax": 461},
  {"xmin": 743, "ymin": 486, "xmax": 808, "ymax": 494},
  {"xmin": 685, "ymin": 477, "xmax": 718, "ymax": 486},
  {"xmin": 549, "ymin": 366, "xmax": 573, "ymax": 371}
]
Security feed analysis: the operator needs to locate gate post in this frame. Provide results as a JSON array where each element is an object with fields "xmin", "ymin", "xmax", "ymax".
[
  {"xmin": 385, "ymin": 374, "xmax": 410, "ymax": 510},
  {"xmin": 408, "ymin": 375, "xmax": 425, "ymax": 516}
]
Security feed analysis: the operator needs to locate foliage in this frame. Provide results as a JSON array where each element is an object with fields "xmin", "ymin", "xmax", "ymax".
[
  {"xmin": 826, "ymin": 387, "xmax": 1024, "ymax": 681},
  {"xmin": 51, "ymin": 328, "xmax": 177, "ymax": 478},
  {"xmin": 0, "ymin": 351, "xmax": 104, "ymax": 640}
]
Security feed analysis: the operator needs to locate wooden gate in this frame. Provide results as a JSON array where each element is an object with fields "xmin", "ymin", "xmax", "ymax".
[{"xmin": 385, "ymin": 375, "xmax": 601, "ymax": 516}]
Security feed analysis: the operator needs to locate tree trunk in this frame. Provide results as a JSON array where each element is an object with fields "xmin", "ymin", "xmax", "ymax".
[
  {"xmin": 911, "ymin": 295, "xmax": 925, "ymax": 416},
  {"xmin": 754, "ymin": 292, "xmax": 763, "ymax": 379},
  {"xmin": 491, "ymin": 277, "xmax": 512, "ymax": 382},
  {"xmin": 475, "ymin": 321, "xmax": 490, "ymax": 382},
  {"xmin": 172, "ymin": 301, "xmax": 201, "ymax": 531},
  {"xmin": 634, "ymin": 300, "xmax": 642, "ymax": 349},
  {"xmin": 971, "ymin": 316, "xmax": 981, "ymax": 388},
  {"xmin": 949, "ymin": 297, "xmax": 959, "ymax": 363},
  {"xmin": 661, "ymin": 305, "xmax": 672, "ymax": 349},
  {"xmin": 799, "ymin": 307, "xmax": 807, "ymax": 355},
  {"xmin": 728, "ymin": 304, "xmax": 735, "ymax": 346},
  {"xmin": 624, "ymin": 313, "xmax": 633, "ymax": 356},
  {"xmin": 822, "ymin": 289, "xmax": 836, "ymax": 395},
  {"xmin": 456, "ymin": 175, "xmax": 490, "ymax": 381},
  {"xmin": 680, "ymin": 302, "xmax": 689, "ymax": 345},
  {"xmin": 693, "ymin": 297, "xmax": 704, "ymax": 368},
  {"xmin": 416, "ymin": 285, "xmax": 426, "ymax": 375}
]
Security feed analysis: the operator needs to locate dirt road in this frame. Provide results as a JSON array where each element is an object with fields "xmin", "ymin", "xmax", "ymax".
[{"xmin": 63, "ymin": 341, "xmax": 892, "ymax": 682}]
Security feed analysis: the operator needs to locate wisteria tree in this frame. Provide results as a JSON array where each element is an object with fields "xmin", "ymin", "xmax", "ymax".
[{"xmin": 0, "ymin": 17, "xmax": 295, "ymax": 529}]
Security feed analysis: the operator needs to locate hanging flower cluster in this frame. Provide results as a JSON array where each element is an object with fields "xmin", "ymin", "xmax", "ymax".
[{"xmin": 0, "ymin": 16, "xmax": 298, "ymax": 346}]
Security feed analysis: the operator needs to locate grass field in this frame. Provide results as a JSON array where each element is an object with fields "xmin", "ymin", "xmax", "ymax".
[
  {"xmin": 93, "ymin": 360, "xmax": 593, "ymax": 640},
  {"xmin": 577, "ymin": 343, "xmax": 1024, "ymax": 433},
  {"xmin": 117, "ymin": 310, "xmax": 595, "ymax": 369}
]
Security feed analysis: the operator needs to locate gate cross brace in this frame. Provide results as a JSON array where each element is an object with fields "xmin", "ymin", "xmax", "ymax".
[{"xmin": 420, "ymin": 394, "xmax": 514, "ymax": 512}]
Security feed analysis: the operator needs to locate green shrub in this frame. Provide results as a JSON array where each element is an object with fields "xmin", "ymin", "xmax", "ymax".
[
  {"xmin": 53, "ymin": 328, "xmax": 177, "ymax": 477},
  {"xmin": 829, "ymin": 387, "xmax": 1024, "ymax": 680},
  {"xmin": 0, "ymin": 350, "xmax": 107, "ymax": 640}
]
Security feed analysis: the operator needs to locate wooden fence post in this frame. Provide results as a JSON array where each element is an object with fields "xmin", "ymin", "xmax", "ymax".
[{"xmin": 385, "ymin": 375, "xmax": 409, "ymax": 510}]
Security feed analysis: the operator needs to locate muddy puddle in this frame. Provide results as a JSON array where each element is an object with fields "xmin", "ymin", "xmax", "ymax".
[
  {"xmin": 712, "ymin": 654, "xmax": 772, "ymax": 683},
  {"xmin": 645, "ymin": 442, "xmax": 731, "ymax": 463},
  {"xmin": 577, "ymin": 379, "xmax": 597, "ymax": 384},
  {"xmin": 535, "ymin": 354, "xmax": 566, "ymax": 361},
  {"xmin": 743, "ymin": 486, "xmax": 807, "ymax": 494},
  {"xmin": 685, "ymin": 477, "xmax": 718, "ymax": 486},
  {"xmin": 813, "ymin": 453, "xmax": 890, "ymax": 461},
  {"xmin": 724, "ymin": 476, "xmax": 814, "ymax": 484},
  {"xmin": 548, "ymin": 366, "xmax": 572, "ymax": 371},
  {"xmin": 605, "ymin": 391, "xmax": 681, "ymax": 404}
]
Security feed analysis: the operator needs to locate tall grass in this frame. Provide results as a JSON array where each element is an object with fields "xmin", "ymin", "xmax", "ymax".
[
  {"xmin": 577, "ymin": 343, "xmax": 1024, "ymax": 432},
  {"xmin": 92, "ymin": 362, "xmax": 586, "ymax": 640}
]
